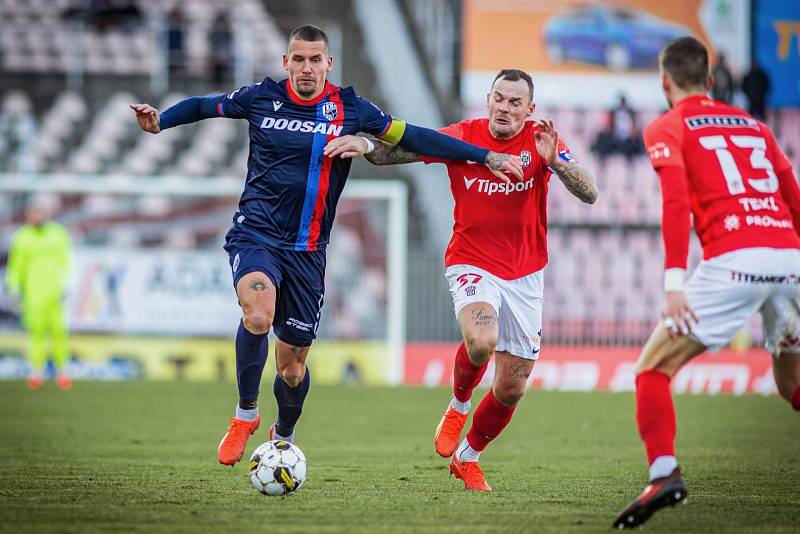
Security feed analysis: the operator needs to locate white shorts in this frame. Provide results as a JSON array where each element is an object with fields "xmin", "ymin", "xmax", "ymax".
[
  {"xmin": 445, "ymin": 264, "xmax": 543, "ymax": 360},
  {"xmin": 685, "ymin": 247, "xmax": 800, "ymax": 354}
]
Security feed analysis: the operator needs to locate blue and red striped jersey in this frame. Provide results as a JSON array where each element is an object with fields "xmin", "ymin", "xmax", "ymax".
[{"xmin": 219, "ymin": 77, "xmax": 392, "ymax": 251}]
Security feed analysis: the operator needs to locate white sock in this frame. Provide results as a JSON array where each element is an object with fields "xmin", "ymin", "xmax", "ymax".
[
  {"xmin": 456, "ymin": 438, "xmax": 481, "ymax": 462},
  {"xmin": 449, "ymin": 396, "xmax": 471, "ymax": 414},
  {"xmin": 235, "ymin": 405, "xmax": 258, "ymax": 422},
  {"xmin": 649, "ymin": 455, "xmax": 678, "ymax": 481},
  {"xmin": 273, "ymin": 423, "xmax": 294, "ymax": 443}
]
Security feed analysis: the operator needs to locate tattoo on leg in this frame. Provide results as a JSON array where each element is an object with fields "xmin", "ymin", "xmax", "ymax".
[
  {"xmin": 508, "ymin": 363, "xmax": 531, "ymax": 380},
  {"xmin": 289, "ymin": 346, "xmax": 305, "ymax": 354},
  {"xmin": 471, "ymin": 308, "xmax": 496, "ymax": 327},
  {"xmin": 249, "ymin": 278, "xmax": 267, "ymax": 292}
]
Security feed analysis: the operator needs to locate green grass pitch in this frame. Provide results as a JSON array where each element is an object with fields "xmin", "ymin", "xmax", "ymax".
[{"xmin": 1, "ymin": 382, "xmax": 798, "ymax": 533}]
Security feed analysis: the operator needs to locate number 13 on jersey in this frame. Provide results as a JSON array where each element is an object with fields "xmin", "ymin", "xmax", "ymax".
[{"xmin": 699, "ymin": 135, "xmax": 779, "ymax": 195}]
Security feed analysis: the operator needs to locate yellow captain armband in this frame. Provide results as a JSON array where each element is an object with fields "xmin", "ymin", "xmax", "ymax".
[{"xmin": 377, "ymin": 117, "xmax": 407, "ymax": 145}]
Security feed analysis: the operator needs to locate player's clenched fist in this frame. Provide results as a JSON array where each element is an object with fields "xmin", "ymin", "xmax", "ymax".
[{"xmin": 130, "ymin": 103, "xmax": 161, "ymax": 134}]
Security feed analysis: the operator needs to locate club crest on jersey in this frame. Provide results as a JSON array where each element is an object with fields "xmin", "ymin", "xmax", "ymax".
[
  {"xmin": 322, "ymin": 101, "xmax": 338, "ymax": 121},
  {"xmin": 520, "ymin": 150, "xmax": 532, "ymax": 168}
]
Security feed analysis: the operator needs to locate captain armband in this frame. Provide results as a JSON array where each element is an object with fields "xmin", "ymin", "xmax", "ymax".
[{"xmin": 376, "ymin": 118, "xmax": 407, "ymax": 145}]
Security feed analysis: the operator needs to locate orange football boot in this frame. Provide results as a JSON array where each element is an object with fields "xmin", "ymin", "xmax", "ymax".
[
  {"xmin": 434, "ymin": 407, "xmax": 468, "ymax": 457},
  {"xmin": 27, "ymin": 376, "xmax": 44, "ymax": 390},
  {"xmin": 55, "ymin": 375, "xmax": 72, "ymax": 390},
  {"xmin": 217, "ymin": 415, "xmax": 260, "ymax": 465},
  {"xmin": 449, "ymin": 454, "xmax": 492, "ymax": 491}
]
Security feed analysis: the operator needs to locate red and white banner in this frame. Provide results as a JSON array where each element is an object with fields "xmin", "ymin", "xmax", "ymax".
[{"xmin": 405, "ymin": 343, "xmax": 778, "ymax": 395}]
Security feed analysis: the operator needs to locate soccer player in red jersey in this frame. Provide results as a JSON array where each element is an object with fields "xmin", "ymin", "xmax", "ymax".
[
  {"xmin": 612, "ymin": 37, "xmax": 800, "ymax": 529},
  {"xmin": 326, "ymin": 69, "xmax": 598, "ymax": 491}
]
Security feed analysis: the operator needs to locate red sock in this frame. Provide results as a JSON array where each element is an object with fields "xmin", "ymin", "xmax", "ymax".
[
  {"xmin": 791, "ymin": 385, "xmax": 800, "ymax": 411},
  {"xmin": 453, "ymin": 342, "xmax": 489, "ymax": 402},
  {"xmin": 636, "ymin": 370, "xmax": 676, "ymax": 464},
  {"xmin": 465, "ymin": 389, "xmax": 516, "ymax": 452}
]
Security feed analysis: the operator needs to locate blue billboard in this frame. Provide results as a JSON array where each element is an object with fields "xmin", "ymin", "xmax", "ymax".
[{"xmin": 754, "ymin": 1, "xmax": 800, "ymax": 107}]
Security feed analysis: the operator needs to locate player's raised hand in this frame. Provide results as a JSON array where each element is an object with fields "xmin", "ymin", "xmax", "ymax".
[
  {"xmin": 534, "ymin": 119, "xmax": 559, "ymax": 166},
  {"xmin": 485, "ymin": 152, "xmax": 523, "ymax": 184},
  {"xmin": 661, "ymin": 290, "xmax": 699, "ymax": 338},
  {"xmin": 130, "ymin": 103, "xmax": 161, "ymax": 134},
  {"xmin": 323, "ymin": 135, "xmax": 371, "ymax": 159}
]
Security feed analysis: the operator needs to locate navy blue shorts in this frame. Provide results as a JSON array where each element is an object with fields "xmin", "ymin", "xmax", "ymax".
[{"xmin": 224, "ymin": 227, "xmax": 325, "ymax": 347}]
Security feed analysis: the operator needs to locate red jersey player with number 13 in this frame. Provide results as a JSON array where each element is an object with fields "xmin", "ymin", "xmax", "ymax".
[
  {"xmin": 613, "ymin": 37, "xmax": 800, "ymax": 529},
  {"xmin": 327, "ymin": 69, "xmax": 599, "ymax": 491}
]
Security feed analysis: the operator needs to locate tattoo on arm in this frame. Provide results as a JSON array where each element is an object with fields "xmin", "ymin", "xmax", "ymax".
[
  {"xmin": 471, "ymin": 308, "xmax": 496, "ymax": 327},
  {"xmin": 485, "ymin": 152, "xmax": 510, "ymax": 171},
  {"xmin": 508, "ymin": 363, "xmax": 532, "ymax": 380},
  {"xmin": 554, "ymin": 162, "xmax": 598, "ymax": 204},
  {"xmin": 364, "ymin": 138, "xmax": 420, "ymax": 166}
]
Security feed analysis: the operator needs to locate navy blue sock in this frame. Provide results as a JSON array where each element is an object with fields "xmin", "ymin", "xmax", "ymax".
[
  {"xmin": 273, "ymin": 367, "xmax": 311, "ymax": 436},
  {"xmin": 235, "ymin": 320, "xmax": 269, "ymax": 405}
]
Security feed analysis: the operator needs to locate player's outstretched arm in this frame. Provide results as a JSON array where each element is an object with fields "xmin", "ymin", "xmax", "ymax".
[
  {"xmin": 131, "ymin": 94, "xmax": 227, "ymax": 134},
  {"xmin": 366, "ymin": 138, "xmax": 421, "ymax": 165},
  {"xmin": 396, "ymin": 122, "xmax": 523, "ymax": 183},
  {"xmin": 324, "ymin": 129, "xmax": 522, "ymax": 184},
  {"xmin": 535, "ymin": 119, "xmax": 598, "ymax": 204},
  {"xmin": 324, "ymin": 135, "xmax": 420, "ymax": 164}
]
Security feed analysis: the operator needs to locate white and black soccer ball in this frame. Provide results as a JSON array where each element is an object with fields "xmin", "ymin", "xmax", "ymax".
[{"xmin": 248, "ymin": 440, "xmax": 307, "ymax": 496}]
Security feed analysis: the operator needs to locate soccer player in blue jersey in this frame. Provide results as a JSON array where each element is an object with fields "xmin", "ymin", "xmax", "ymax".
[{"xmin": 131, "ymin": 24, "xmax": 523, "ymax": 466}]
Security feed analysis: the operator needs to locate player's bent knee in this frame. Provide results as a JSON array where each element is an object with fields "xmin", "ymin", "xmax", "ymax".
[
  {"xmin": 278, "ymin": 365, "xmax": 306, "ymax": 387},
  {"xmin": 493, "ymin": 381, "xmax": 525, "ymax": 407},
  {"xmin": 243, "ymin": 312, "xmax": 273, "ymax": 335},
  {"xmin": 464, "ymin": 337, "xmax": 496, "ymax": 364}
]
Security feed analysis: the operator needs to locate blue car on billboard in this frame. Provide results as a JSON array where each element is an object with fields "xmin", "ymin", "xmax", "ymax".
[{"xmin": 543, "ymin": 5, "xmax": 690, "ymax": 71}]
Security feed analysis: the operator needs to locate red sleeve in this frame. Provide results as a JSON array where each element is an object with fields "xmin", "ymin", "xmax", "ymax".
[
  {"xmin": 759, "ymin": 122, "xmax": 800, "ymax": 237},
  {"xmin": 643, "ymin": 115, "xmax": 685, "ymax": 169},
  {"xmin": 658, "ymin": 165, "xmax": 692, "ymax": 270},
  {"xmin": 419, "ymin": 122, "xmax": 465, "ymax": 165},
  {"xmin": 644, "ymin": 114, "xmax": 689, "ymax": 269},
  {"xmin": 778, "ymin": 167, "xmax": 800, "ymax": 238},
  {"xmin": 760, "ymin": 121, "xmax": 793, "ymax": 175}
]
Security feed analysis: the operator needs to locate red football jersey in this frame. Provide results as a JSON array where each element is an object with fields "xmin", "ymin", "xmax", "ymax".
[
  {"xmin": 421, "ymin": 118, "xmax": 572, "ymax": 280},
  {"xmin": 644, "ymin": 95, "xmax": 800, "ymax": 268}
]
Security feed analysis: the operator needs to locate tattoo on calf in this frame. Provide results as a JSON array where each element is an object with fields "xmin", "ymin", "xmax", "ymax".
[
  {"xmin": 289, "ymin": 346, "xmax": 305, "ymax": 354},
  {"xmin": 471, "ymin": 308, "xmax": 496, "ymax": 327}
]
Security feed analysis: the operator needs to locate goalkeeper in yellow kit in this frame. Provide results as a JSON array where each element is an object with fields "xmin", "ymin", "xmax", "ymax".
[{"xmin": 5, "ymin": 202, "xmax": 73, "ymax": 389}]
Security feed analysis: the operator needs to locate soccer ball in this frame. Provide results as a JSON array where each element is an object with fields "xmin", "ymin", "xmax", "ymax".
[{"xmin": 248, "ymin": 440, "xmax": 307, "ymax": 496}]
